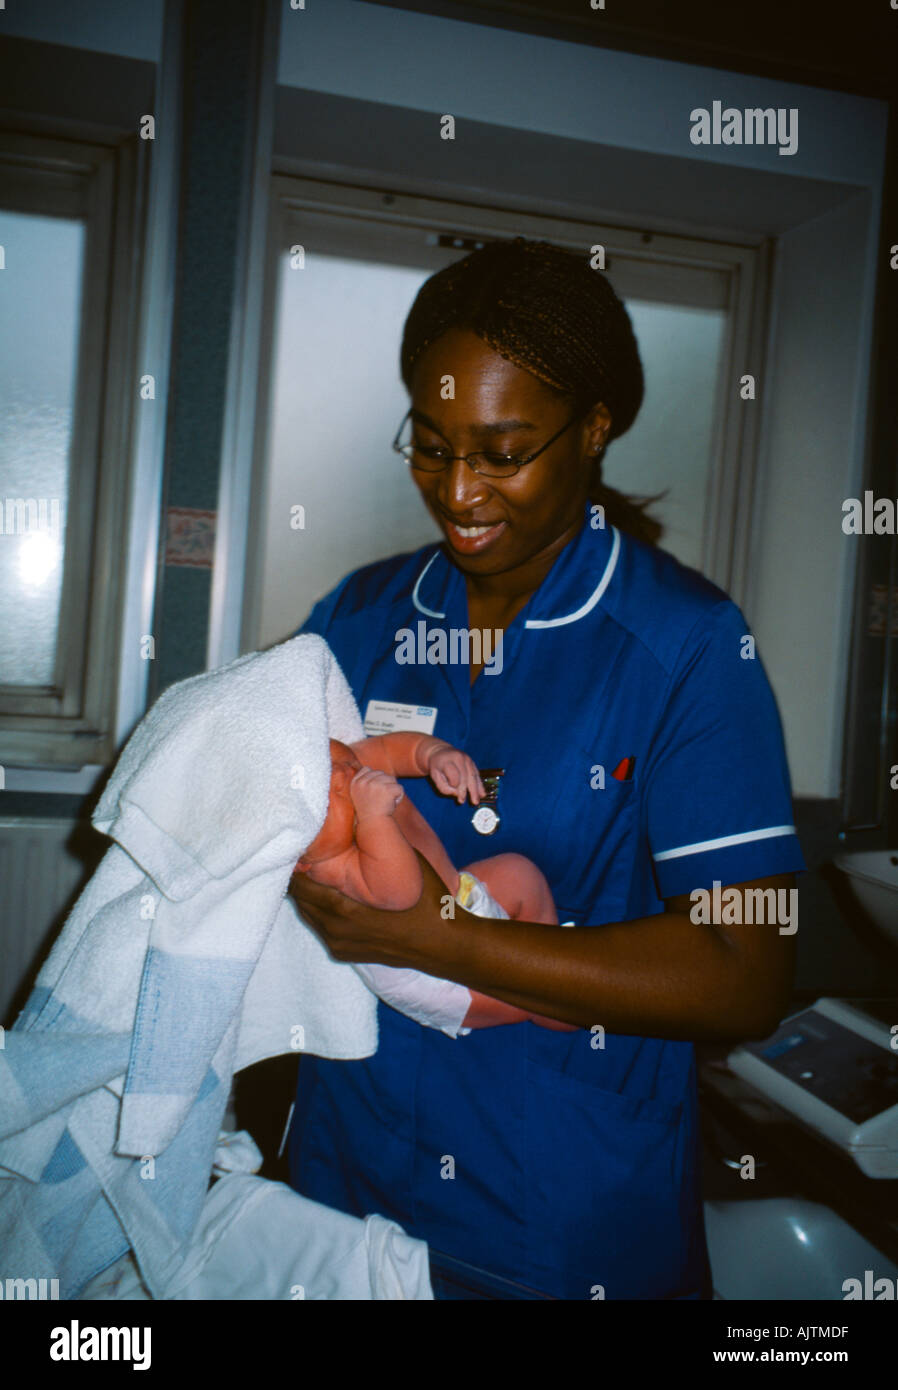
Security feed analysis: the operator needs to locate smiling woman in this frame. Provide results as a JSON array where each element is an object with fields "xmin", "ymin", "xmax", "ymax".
[{"xmin": 285, "ymin": 236, "xmax": 805, "ymax": 1301}]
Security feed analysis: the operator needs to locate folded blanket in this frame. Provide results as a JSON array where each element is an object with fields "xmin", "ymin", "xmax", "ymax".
[
  {"xmin": 79, "ymin": 1130, "xmax": 433, "ymax": 1300},
  {"xmin": 81, "ymin": 1174, "xmax": 434, "ymax": 1301},
  {"xmin": 0, "ymin": 634, "xmax": 378, "ymax": 1298}
]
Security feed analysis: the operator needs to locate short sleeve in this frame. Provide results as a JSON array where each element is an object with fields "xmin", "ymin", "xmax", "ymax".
[{"xmin": 646, "ymin": 599, "xmax": 806, "ymax": 898}]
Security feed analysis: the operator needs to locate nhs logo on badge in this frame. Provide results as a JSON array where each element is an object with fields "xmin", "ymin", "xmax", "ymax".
[{"xmin": 363, "ymin": 700, "xmax": 438, "ymax": 736}]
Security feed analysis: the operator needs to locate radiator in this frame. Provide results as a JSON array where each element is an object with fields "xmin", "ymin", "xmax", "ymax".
[{"xmin": 0, "ymin": 817, "xmax": 106, "ymax": 1028}]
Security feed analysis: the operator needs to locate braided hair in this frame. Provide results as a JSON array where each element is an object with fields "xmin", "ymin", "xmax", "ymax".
[{"xmin": 400, "ymin": 236, "xmax": 664, "ymax": 546}]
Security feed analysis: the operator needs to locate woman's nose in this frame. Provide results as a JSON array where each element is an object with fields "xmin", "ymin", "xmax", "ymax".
[{"xmin": 438, "ymin": 456, "xmax": 492, "ymax": 510}]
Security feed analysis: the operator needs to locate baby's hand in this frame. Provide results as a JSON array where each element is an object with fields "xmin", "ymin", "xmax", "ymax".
[
  {"xmin": 427, "ymin": 747, "xmax": 486, "ymax": 805},
  {"xmin": 350, "ymin": 766, "xmax": 404, "ymax": 820}
]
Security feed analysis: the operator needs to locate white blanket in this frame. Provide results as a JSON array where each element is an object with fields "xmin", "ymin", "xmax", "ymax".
[{"xmin": 80, "ymin": 1132, "xmax": 433, "ymax": 1301}]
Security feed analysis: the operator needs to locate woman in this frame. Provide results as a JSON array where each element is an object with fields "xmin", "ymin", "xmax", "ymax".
[{"xmin": 286, "ymin": 237, "xmax": 805, "ymax": 1300}]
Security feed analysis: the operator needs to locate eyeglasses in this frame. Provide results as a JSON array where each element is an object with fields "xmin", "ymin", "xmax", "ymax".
[{"xmin": 392, "ymin": 408, "xmax": 585, "ymax": 478}]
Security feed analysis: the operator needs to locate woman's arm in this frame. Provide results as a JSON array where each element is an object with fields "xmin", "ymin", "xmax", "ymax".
[{"xmin": 288, "ymin": 856, "xmax": 797, "ymax": 1043}]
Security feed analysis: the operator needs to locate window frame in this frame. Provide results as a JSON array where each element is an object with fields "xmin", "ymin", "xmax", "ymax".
[{"xmin": 0, "ymin": 129, "xmax": 146, "ymax": 769}]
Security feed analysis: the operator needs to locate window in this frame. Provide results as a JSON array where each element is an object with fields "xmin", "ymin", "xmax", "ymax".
[
  {"xmin": 0, "ymin": 211, "xmax": 83, "ymax": 686},
  {"xmin": 0, "ymin": 132, "xmax": 145, "ymax": 769}
]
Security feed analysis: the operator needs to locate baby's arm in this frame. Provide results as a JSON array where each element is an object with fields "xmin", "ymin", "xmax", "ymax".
[
  {"xmin": 348, "ymin": 768, "xmax": 423, "ymax": 910},
  {"xmin": 351, "ymin": 734, "xmax": 484, "ymax": 805},
  {"xmin": 350, "ymin": 732, "xmax": 446, "ymax": 777}
]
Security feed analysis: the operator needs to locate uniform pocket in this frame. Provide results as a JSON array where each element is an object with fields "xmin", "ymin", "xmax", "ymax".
[
  {"xmin": 539, "ymin": 742, "xmax": 640, "ymax": 924},
  {"xmin": 522, "ymin": 1057, "xmax": 690, "ymax": 1299}
]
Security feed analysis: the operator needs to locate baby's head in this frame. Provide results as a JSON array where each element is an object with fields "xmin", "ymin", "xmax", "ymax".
[{"xmin": 295, "ymin": 739, "xmax": 361, "ymax": 869}]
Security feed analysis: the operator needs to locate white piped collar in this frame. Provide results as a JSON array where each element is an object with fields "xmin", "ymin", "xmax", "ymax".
[
  {"xmin": 410, "ymin": 511, "xmax": 620, "ymax": 629},
  {"xmin": 411, "ymin": 553, "xmax": 446, "ymax": 619}
]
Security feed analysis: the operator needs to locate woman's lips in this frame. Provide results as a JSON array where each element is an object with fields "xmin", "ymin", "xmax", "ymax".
[{"xmin": 443, "ymin": 518, "xmax": 507, "ymax": 554}]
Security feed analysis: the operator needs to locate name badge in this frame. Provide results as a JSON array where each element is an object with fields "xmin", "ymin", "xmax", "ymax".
[{"xmin": 362, "ymin": 699, "xmax": 438, "ymax": 737}]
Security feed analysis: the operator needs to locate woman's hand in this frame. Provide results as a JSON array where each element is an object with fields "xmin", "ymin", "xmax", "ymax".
[{"xmin": 287, "ymin": 848, "xmax": 458, "ymax": 968}]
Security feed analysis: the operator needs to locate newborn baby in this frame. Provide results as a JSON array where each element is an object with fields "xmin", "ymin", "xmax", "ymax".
[{"xmin": 292, "ymin": 732, "xmax": 576, "ymax": 1035}]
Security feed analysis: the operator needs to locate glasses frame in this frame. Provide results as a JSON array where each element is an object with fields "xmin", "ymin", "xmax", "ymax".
[{"xmin": 391, "ymin": 407, "xmax": 587, "ymax": 478}]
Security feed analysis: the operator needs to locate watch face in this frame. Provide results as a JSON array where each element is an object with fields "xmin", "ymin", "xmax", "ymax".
[{"xmin": 472, "ymin": 805, "xmax": 500, "ymax": 835}]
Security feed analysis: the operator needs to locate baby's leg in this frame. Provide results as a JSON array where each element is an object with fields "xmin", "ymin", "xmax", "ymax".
[
  {"xmin": 460, "ymin": 854, "xmax": 575, "ymax": 1032},
  {"xmin": 464, "ymin": 852, "xmax": 558, "ymax": 926}
]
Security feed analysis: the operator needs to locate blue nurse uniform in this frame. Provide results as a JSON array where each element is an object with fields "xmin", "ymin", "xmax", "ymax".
[{"xmin": 287, "ymin": 500, "xmax": 806, "ymax": 1299}]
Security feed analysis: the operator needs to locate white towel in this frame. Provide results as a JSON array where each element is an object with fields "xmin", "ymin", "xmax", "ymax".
[
  {"xmin": 93, "ymin": 631, "xmax": 359, "ymax": 898},
  {"xmin": 86, "ymin": 631, "xmax": 376, "ymax": 1153}
]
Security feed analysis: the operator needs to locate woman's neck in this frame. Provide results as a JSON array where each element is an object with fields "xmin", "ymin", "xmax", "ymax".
[{"xmin": 463, "ymin": 511, "xmax": 583, "ymax": 620}]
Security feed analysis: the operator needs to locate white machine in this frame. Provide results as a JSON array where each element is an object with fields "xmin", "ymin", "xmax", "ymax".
[
  {"xmin": 727, "ymin": 996, "xmax": 898, "ymax": 1178},
  {"xmin": 727, "ymin": 851, "xmax": 898, "ymax": 1179}
]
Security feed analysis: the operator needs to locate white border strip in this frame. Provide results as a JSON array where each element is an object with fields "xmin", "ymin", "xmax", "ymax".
[
  {"xmin": 411, "ymin": 525, "xmax": 620, "ymax": 628},
  {"xmin": 526, "ymin": 527, "xmax": 620, "ymax": 629},
  {"xmin": 411, "ymin": 552, "xmax": 446, "ymax": 619},
  {"xmin": 654, "ymin": 824, "xmax": 797, "ymax": 862}
]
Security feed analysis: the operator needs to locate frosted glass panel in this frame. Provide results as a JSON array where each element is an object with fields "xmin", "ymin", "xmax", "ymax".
[
  {"xmin": 258, "ymin": 253, "xmax": 727, "ymax": 646},
  {"xmin": 0, "ymin": 211, "xmax": 83, "ymax": 686},
  {"xmin": 259, "ymin": 251, "xmax": 441, "ymax": 647},
  {"xmin": 602, "ymin": 300, "xmax": 726, "ymax": 570}
]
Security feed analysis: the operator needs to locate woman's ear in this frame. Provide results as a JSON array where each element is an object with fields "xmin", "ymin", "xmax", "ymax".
[{"xmin": 585, "ymin": 401, "xmax": 612, "ymax": 455}]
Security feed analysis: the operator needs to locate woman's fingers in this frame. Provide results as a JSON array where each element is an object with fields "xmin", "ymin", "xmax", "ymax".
[
  {"xmin": 288, "ymin": 875, "xmax": 366, "ymax": 959},
  {"xmin": 288, "ymin": 871, "xmax": 347, "ymax": 928},
  {"xmin": 287, "ymin": 849, "xmax": 453, "ymax": 967}
]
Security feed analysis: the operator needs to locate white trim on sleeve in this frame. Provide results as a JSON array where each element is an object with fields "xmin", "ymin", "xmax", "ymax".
[{"xmin": 653, "ymin": 824, "xmax": 797, "ymax": 862}]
